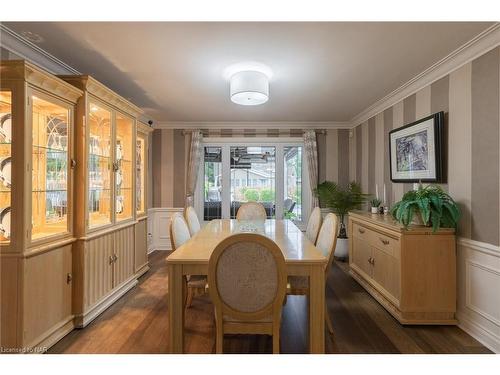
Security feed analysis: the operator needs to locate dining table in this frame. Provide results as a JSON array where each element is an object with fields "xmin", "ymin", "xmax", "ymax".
[{"xmin": 166, "ymin": 219, "xmax": 327, "ymax": 354}]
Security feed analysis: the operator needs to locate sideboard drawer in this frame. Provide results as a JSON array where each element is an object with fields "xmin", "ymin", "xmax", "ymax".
[
  {"xmin": 353, "ymin": 222, "xmax": 399, "ymax": 257},
  {"xmin": 352, "ymin": 223, "xmax": 370, "ymax": 240},
  {"xmin": 367, "ymin": 231, "xmax": 398, "ymax": 257}
]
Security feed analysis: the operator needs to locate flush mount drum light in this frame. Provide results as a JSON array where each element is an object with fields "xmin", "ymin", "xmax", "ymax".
[{"xmin": 230, "ymin": 71, "xmax": 269, "ymax": 106}]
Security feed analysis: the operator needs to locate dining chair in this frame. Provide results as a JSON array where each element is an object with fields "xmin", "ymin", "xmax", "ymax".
[
  {"xmin": 169, "ymin": 212, "xmax": 207, "ymax": 308},
  {"xmin": 305, "ymin": 206, "xmax": 322, "ymax": 244},
  {"xmin": 236, "ymin": 202, "xmax": 267, "ymax": 220},
  {"xmin": 288, "ymin": 213, "xmax": 339, "ymax": 335},
  {"xmin": 184, "ymin": 206, "xmax": 201, "ymax": 236},
  {"xmin": 208, "ymin": 233, "xmax": 287, "ymax": 354}
]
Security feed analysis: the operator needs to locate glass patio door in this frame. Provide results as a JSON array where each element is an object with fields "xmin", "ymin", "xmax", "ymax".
[{"xmin": 230, "ymin": 146, "xmax": 276, "ymax": 219}]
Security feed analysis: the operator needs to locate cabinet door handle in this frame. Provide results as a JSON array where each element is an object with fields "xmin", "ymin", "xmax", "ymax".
[
  {"xmin": 66, "ymin": 273, "xmax": 73, "ymax": 284},
  {"xmin": 379, "ymin": 238, "xmax": 389, "ymax": 245},
  {"xmin": 109, "ymin": 255, "xmax": 115, "ymax": 265},
  {"xmin": 70, "ymin": 159, "xmax": 77, "ymax": 169},
  {"xmin": 113, "ymin": 254, "xmax": 118, "ymax": 263},
  {"xmin": 358, "ymin": 228, "xmax": 365, "ymax": 234}
]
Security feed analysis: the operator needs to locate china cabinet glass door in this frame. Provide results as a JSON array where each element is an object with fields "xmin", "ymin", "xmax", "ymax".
[
  {"xmin": 115, "ymin": 113, "xmax": 133, "ymax": 222},
  {"xmin": 136, "ymin": 132, "xmax": 145, "ymax": 216},
  {"xmin": 0, "ymin": 91, "xmax": 12, "ymax": 243},
  {"xmin": 88, "ymin": 101, "xmax": 112, "ymax": 228},
  {"xmin": 31, "ymin": 94, "xmax": 70, "ymax": 240}
]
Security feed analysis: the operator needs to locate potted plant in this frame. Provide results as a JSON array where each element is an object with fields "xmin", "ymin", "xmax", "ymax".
[
  {"xmin": 370, "ymin": 198, "xmax": 382, "ymax": 214},
  {"xmin": 315, "ymin": 181, "xmax": 369, "ymax": 259},
  {"xmin": 391, "ymin": 184, "xmax": 461, "ymax": 231}
]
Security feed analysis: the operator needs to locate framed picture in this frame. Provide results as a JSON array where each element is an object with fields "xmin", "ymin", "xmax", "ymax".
[{"xmin": 389, "ymin": 111, "xmax": 444, "ymax": 182}]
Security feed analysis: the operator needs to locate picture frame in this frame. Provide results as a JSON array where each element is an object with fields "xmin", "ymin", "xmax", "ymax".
[{"xmin": 389, "ymin": 111, "xmax": 444, "ymax": 183}]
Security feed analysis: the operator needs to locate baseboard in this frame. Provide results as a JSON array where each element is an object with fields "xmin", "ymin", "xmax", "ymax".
[
  {"xmin": 24, "ymin": 316, "xmax": 75, "ymax": 353},
  {"xmin": 149, "ymin": 246, "xmax": 171, "ymax": 252},
  {"xmin": 457, "ymin": 311, "xmax": 500, "ymax": 353},
  {"xmin": 74, "ymin": 277, "xmax": 138, "ymax": 328},
  {"xmin": 135, "ymin": 263, "xmax": 150, "ymax": 278}
]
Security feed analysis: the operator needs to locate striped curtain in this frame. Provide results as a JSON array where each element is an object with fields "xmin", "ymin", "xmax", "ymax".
[
  {"xmin": 303, "ymin": 130, "xmax": 319, "ymax": 208},
  {"xmin": 185, "ymin": 130, "xmax": 203, "ymax": 208}
]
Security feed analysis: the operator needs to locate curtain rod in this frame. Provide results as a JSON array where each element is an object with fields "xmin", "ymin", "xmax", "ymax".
[{"xmin": 180, "ymin": 129, "xmax": 327, "ymax": 136}]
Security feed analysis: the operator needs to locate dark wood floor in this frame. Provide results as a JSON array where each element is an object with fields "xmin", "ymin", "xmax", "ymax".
[{"xmin": 49, "ymin": 251, "xmax": 491, "ymax": 354}]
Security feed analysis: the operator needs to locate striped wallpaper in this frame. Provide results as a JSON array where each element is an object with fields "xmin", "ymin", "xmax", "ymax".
[
  {"xmin": 152, "ymin": 47, "xmax": 500, "ymax": 248},
  {"xmin": 152, "ymin": 128, "xmax": 307, "ymax": 207},
  {"xmin": 152, "ymin": 128, "xmax": 350, "ymax": 208},
  {"xmin": 349, "ymin": 46, "xmax": 500, "ymax": 246}
]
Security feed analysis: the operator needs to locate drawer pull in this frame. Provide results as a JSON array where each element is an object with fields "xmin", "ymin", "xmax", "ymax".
[
  {"xmin": 358, "ymin": 228, "xmax": 366, "ymax": 234},
  {"xmin": 66, "ymin": 273, "xmax": 73, "ymax": 284},
  {"xmin": 379, "ymin": 238, "xmax": 390, "ymax": 245}
]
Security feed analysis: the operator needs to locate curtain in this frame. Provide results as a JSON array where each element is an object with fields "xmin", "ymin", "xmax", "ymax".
[
  {"xmin": 185, "ymin": 130, "xmax": 203, "ymax": 208},
  {"xmin": 303, "ymin": 130, "xmax": 319, "ymax": 208}
]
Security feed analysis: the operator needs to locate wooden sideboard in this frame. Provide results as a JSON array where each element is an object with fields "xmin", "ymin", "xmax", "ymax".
[{"xmin": 348, "ymin": 211, "xmax": 457, "ymax": 325}]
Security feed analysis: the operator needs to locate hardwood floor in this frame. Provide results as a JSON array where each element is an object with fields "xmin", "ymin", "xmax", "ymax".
[{"xmin": 49, "ymin": 251, "xmax": 491, "ymax": 354}]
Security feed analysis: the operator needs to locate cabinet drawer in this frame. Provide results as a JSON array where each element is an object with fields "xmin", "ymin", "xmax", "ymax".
[
  {"xmin": 352, "ymin": 222, "xmax": 399, "ymax": 257},
  {"xmin": 368, "ymin": 231, "xmax": 398, "ymax": 257},
  {"xmin": 352, "ymin": 223, "xmax": 370, "ymax": 240}
]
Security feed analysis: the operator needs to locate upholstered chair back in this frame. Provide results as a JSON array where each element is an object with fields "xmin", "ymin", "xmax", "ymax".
[
  {"xmin": 315, "ymin": 213, "xmax": 340, "ymax": 273},
  {"xmin": 236, "ymin": 202, "xmax": 267, "ymax": 221},
  {"xmin": 185, "ymin": 206, "xmax": 201, "ymax": 236},
  {"xmin": 208, "ymin": 233, "xmax": 286, "ymax": 319},
  {"xmin": 305, "ymin": 207, "xmax": 323, "ymax": 244},
  {"xmin": 169, "ymin": 212, "xmax": 191, "ymax": 251}
]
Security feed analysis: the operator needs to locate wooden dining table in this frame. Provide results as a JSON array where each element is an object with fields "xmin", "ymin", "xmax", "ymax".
[{"xmin": 166, "ymin": 219, "xmax": 327, "ymax": 354}]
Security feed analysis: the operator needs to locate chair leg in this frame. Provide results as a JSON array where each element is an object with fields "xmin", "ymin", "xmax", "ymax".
[
  {"xmin": 216, "ymin": 318, "xmax": 224, "ymax": 354},
  {"xmin": 325, "ymin": 306, "xmax": 334, "ymax": 335},
  {"xmin": 272, "ymin": 325, "xmax": 280, "ymax": 354}
]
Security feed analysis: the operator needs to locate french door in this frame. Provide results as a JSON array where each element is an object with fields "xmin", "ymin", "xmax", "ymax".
[{"xmin": 195, "ymin": 138, "xmax": 309, "ymax": 227}]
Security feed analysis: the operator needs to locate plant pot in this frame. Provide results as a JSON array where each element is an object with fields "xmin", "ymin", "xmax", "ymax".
[
  {"xmin": 371, "ymin": 207, "xmax": 379, "ymax": 214},
  {"xmin": 411, "ymin": 211, "xmax": 431, "ymax": 226},
  {"xmin": 334, "ymin": 237, "xmax": 349, "ymax": 260}
]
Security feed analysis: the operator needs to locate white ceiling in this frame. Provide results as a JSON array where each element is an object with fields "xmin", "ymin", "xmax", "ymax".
[{"xmin": 3, "ymin": 22, "xmax": 494, "ymax": 123}]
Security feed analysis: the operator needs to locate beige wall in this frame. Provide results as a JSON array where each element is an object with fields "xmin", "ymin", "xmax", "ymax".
[{"xmin": 349, "ymin": 47, "xmax": 500, "ymax": 246}]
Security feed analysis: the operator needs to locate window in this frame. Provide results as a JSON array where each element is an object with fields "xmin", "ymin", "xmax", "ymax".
[{"xmin": 197, "ymin": 139, "xmax": 309, "ymax": 225}]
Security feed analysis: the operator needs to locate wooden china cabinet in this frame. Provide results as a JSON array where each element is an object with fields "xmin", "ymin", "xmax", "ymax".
[
  {"xmin": 58, "ymin": 75, "xmax": 146, "ymax": 327},
  {"xmin": 0, "ymin": 60, "xmax": 83, "ymax": 351}
]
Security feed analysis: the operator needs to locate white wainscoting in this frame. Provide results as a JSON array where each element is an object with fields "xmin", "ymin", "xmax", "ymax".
[
  {"xmin": 147, "ymin": 207, "xmax": 184, "ymax": 253},
  {"xmin": 457, "ymin": 237, "xmax": 500, "ymax": 353}
]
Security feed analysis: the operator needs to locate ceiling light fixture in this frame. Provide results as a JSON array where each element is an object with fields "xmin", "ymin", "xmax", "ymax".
[{"xmin": 230, "ymin": 70, "xmax": 269, "ymax": 106}]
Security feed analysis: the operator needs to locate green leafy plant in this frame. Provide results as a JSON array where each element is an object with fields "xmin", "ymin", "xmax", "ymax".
[
  {"xmin": 259, "ymin": 188, "xmax": 275, "ymax": 202},
  {"xmin": 315, "ymin": 181, "xmax": 369, "ymax": 238},
  {"xmin": 370, "ymin": 198, "xmax": 382, "ymax": 208},
  {"xmin": 391, "ymin": 184, "xmax": 461, "ymax": 232},
  {"xmin": 244, "ymin": 188, "xmax": 259, "ymax": 202}
]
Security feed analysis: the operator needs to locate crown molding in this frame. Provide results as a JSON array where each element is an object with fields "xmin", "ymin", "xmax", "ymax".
[
  {"xmin": 0, "ymin": 24, "xmax": 80, "ymax": 75},
  {"xmin": 154, "ymin": 121, "xmax": 353, "ymax": 130},
  {"xmin": 350, "ymin": 23, "xmax": 500, "ymax": 126},
  {"xmin": 3, "ymin": 23, "xmax": 498, "ymax": 129}
]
